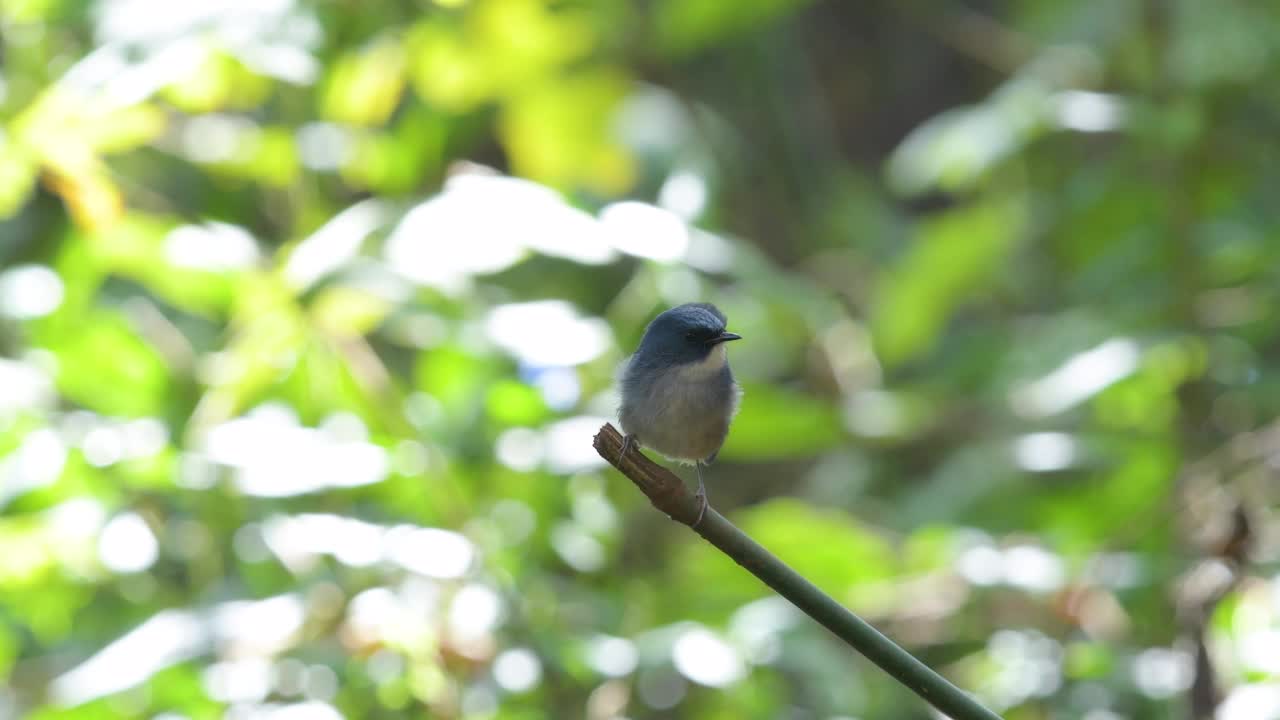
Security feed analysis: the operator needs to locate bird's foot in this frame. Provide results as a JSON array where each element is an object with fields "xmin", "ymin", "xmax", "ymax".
[
  {"xmin": 692, "ymin": 461, "xmax": 710, "ymax": 527},
  {"xmin": 692, "ymin": 487, "xmax": 708, "ymax": 527},
  {"xmin": 620, "ymin": 434, "xmax": 637, "ymax": 458}
]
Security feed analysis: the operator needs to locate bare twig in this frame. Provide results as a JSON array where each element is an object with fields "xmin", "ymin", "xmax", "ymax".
[{"xmin": 593, "ymin": 422, "xmax": 1003, "ymax": 720}]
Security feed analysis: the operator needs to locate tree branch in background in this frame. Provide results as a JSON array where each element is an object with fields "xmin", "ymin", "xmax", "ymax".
[
  {"xmin": 592, "ymin": 423, "xmax": 1004, "ymax": 720},
  {"xmin": 1183, "ymin": 501, "xmax": 1252, "ymax": 719}
]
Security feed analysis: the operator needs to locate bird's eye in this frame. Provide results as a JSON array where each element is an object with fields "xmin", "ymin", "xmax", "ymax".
[{"xmin": 685, "ymin": 331, "xmax": 698, "ymax": 341}]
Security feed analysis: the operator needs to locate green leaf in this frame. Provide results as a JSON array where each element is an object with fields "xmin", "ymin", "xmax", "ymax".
[
  {"xmin": 871, "ymin": 199, "xmax": 1024, "ymax": 367},
  {"xmin": 1064, "ymin": 641, "xmax": 1114, "ymax": 679},
  {"xmin": 654, "ymin": 0, "xmax": 815, "ymax": 56},
  {"xmin": 84, "ymin": 214, "xmax": 244, "ymax": 315},
  {"xmin": 670, "ymin": 499, "xmax": 897, "ymax": 620},
  {"xmin": 485, "ymin": 379, "xmax": 550, "ymax": 426},
  {"xmin": 498, "ymin": 68, "xmax": 634, "ymax": 193},
  {"xmin": 416, "ymin": 345, "xmax": 490, "ymax": 414},
  {"xmin": 0, "ymin": 142, "xmax": 37, "ymax": 218},
  {"xmin": 720, "ymin": 383, "xmax": 843, "ymax": 460},
  {"xmin": 322, "ymin": 39, "xmax": 408, "ymax": 127},
  {"xmin": 739, "ymin": 499, "xmax": 897, "ymax": 587},
  {"xmin": 39, "ymin": 309, "xmax": 170, "ymax": 417},
  {"xmin": 209, "ymin": 126, "xmax": 300, "ymax": 186},
  {"xmin": 1038, "ymin": 440, "xmax": 1178, "ymax": 551}
]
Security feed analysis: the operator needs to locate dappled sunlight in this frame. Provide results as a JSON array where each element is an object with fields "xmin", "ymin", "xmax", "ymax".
[
  {"xmin": 213, "ymin": 595, "xmax": 306, "ymax": 656},
  {"xmin": 1219, "ymin": 685, "xmax": 1280, "ymax": 720},
  {"xmin": 550, "ymin": 521, "xmax": 606, "ymax": 572},
  {"xmin": 93, "ymin": 0, "xmax": 320, "ymax": 86},
  {"xmin": 544, "ymin": 416, "xmax": 613, "ymax": 472},
  {"xmin": 658, "ymin": 170, "xmax": 709, "ymax": 221},
  {"xmin": 203, "ymin": 406, "xmax": 389, "ymax": 496},
  {"xmin": 492, "ymin": 648, "xmax": 542, "ymax": 693},
  {"xmin": 980, "ymin": 629, "xmax": 1063, "ymax": 710},
  {"xmin": 843, "ymin": 389, "xmax": 911, "ymax": 438},
  {"xmin": 260, "ymin": 513, "xmax": 475, "ymax": 578},
  {"xmin": 98, "ymin": 511, "xmax": 159, "ymax": 573},
  {"xmin": 956, "ymin": 541, "xmax": 1066, "ymax": 593},
  {"xmin": 887, "ymin": 46, "xmax": 1109, "ymax": 195},
  {"xmin": 283, "ymin": 200, "xmax": 390, "ymax": 290},
  {"xmin": 672, "ymin": 626, "xmax": 745, "ymax": 688},
  {"xmin": 179, "ymin": 115, "xmax": 261, "ymax": 165},
  {"xmin": 485, "ymin": 300, "xmax": 612, "ymax": 367},
  {"xmin": 448, "ymin": 583, "xmax": 504, "ymax": 645},
  {"xmin": 204, "ymin": 658, "xmax": 275, "ymax": 704},
  {"xmin": 385, "ymin": 526, "xmax": 476, "ymax": 579},
  {"xmin": 224, "ymin": 701, "xmax": 344, "ymax": 720},
  {"xmin": 0, "ymin": 264, "xmax": 63, "ymax": 318},
  {"xmin": 1050, "ymin": 90, "xmax": 1127, "ymax": 133},
  {"xmin": 385, "ymin": 171, "xmax": 710, "ymax": 292},
  {"xmin": 0, "ymin": 426, "xmax": 64, "ymax": 506},
  {"xmin": 1012, "ymin": 432, "xmax": 1077, "ymax": 472},
  {"xmin": 728, "ymin": 597, "xmax": 796, "ymax": 664},
  {"xmin": 164, "ymin": 223, "xmax": 261, "ymax": 270},
  {"xmin": 1131, "ymin": 647, "xmax": 1193, "ymax": 699},
  {"xmin": 386, "ymin": 174, "xmax": 615, "ymax": 292},
  {"xmin": 51, "ymin": 610, "xmax": 206, "ymax": 706},
  {"xmin": 5, "ymin": 0, "xmax": 1280, "ymax": 717},
  {"xmin": 0, "ymin": 359, "xmax": 54, "ymax": 416},
  {"xmin": 600, "ymin": 201, "xmax": 690, "ymax": 261},
  {"xmin": 585, "ymin": 635, "xmax": 639, "ymax": 678},
  {"xmin": 1011, "ymin": 339, "xmax": 1141, "ymax": 418}
]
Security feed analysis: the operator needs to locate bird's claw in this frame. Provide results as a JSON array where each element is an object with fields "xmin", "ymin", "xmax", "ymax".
[
  {"xmin": 693, "ymin": 488, "xmax": 708, "ymax": 527},
  {"xmin": 620, "ymin": 434, "xmax": 636, "ymax": 458}
]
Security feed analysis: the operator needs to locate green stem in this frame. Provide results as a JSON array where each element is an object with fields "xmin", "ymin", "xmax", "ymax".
[{"xmin": 593, "ymin": 423, "xmax": 1002, "ymax": 720}]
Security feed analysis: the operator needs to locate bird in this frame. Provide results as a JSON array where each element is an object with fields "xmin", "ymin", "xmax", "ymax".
[{"xmin": 618, "ymin": 303, "xmax": 743, "ymax": 525}]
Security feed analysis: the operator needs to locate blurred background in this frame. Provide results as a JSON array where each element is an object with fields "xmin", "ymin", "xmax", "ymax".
[{"xmin": 2, "ymin": 0, "xmax": 1280, "ymax": 718}]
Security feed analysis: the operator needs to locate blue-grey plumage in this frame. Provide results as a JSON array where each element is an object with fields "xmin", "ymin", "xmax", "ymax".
[{"xmin": 618, "ymin": 303, "xmax": 743, "ymax": 520}]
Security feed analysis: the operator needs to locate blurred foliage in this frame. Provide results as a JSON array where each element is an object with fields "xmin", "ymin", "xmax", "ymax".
[{"xmin": 2, "ymin": 1, "xmax": 1280, "ymax": 719}]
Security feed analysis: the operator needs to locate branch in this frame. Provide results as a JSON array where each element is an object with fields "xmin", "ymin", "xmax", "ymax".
[{"xmin": 593, "ymin": 422, "xmax": 1002, "ymax": 720}]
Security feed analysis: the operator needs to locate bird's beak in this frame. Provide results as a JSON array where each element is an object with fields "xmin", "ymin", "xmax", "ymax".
[{"xmin": 709, "ymin": 332, "xmax": 742, "ymax": 345}]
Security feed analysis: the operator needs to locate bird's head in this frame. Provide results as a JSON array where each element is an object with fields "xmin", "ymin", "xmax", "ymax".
[{"xmin": 635, "ymin": 302, "xmax": 741, "ymax": 366}]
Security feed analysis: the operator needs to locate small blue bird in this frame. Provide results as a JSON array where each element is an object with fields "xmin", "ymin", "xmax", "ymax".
[{"xmin": 618, "ymin": 303, "xmax": 743, "ymax": 524}]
